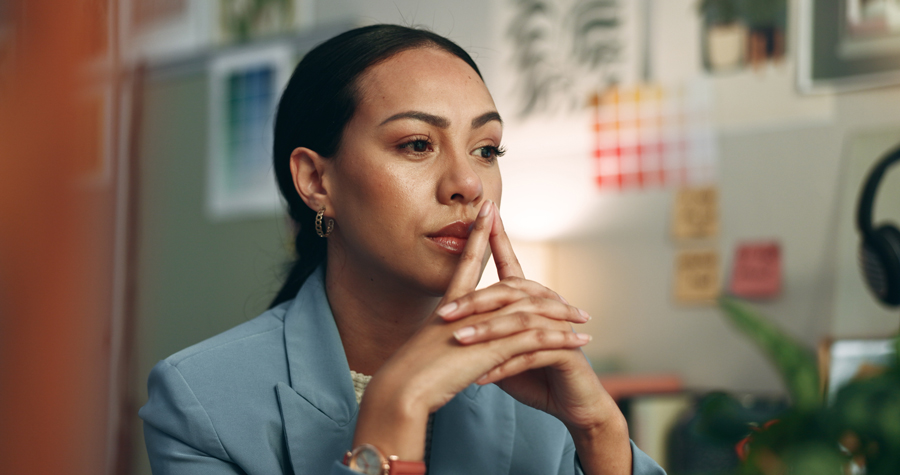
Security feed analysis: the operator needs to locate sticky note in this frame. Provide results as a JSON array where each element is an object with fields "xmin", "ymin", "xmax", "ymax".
[
  {"xmin": 674, "ymin": 249, "xmax": 720, "ymax": 303},
  {"xmin": 672, "ymin": 186, "xmax": 719, "ymax": 240},
  {"xmin": 729, "ymin": 241, "xmax": 781, "ymax": 298}
]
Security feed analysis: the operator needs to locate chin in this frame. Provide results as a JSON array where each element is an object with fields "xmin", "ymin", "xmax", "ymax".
[{"xmin": 408, "ymin": 262, "xmax": 459, "ymax": 297}]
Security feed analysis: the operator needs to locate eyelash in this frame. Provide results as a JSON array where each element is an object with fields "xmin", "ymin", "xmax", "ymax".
[
  {"xmin": 398, "ymin": 137, "xmax": 433, "ymax": 155},
  {"xmin": 475, "ymin": 145, "xmax": 506, "ymax": 163},
  {"xmin": 397, "ymin": 138, "xmax": 506, "ymax": 163}
]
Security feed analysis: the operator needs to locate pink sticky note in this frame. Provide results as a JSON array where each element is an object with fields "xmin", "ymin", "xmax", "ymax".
[{"xmin": 729, "ymin": 242, "xmax": 781, "ymax": 298}]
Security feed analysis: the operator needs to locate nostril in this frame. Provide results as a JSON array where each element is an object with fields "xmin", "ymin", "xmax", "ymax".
[{"xmin": 450, "ymin": 193, "xmax": 464, "ymax": 201}]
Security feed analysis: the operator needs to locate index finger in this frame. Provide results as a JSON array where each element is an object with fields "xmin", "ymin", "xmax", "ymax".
[
  {"xmin": 489, "ymin": 207, "xmax": 525, "ymax": 280},
  {"xmin": 442, "ymin": 200, "xmax": 495, "ymax": 302}
]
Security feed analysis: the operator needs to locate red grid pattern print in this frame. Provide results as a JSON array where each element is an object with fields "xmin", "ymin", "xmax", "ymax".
[{"xmin": 590, "ymin": 84, "xmax": 716, "ymax": 191}]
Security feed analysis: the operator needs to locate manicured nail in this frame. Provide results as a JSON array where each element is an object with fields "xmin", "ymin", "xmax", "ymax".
[
  {"xmin": 436, "ymin": 301, "xmax": 458, "ymax": 317},
  {"xmin": 479, "ymin": 200, "xmax": 493, "ymax": 217},
  {"xmin": 453, "ymin": 326, "xmax": 476, "ymax": 341},
  {"xmin": 576, "ymin": 333, "xmax": 592, "ymax": 342},
  {"xmin": 578, "ymin": 308, "xmax": 591, "ymax": 321}
]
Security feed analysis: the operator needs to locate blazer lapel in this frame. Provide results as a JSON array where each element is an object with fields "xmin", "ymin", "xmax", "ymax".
[
  {"xmin": 276, "ymin": 267, "xmax": 358, "ymax": 475},
  {"xmin": 276, "ymin": 382, "xmax": 356, "ymax": 475},
  {"xmin": 429, "ymin": 384, "xmax": 516, "ymax": 474}
]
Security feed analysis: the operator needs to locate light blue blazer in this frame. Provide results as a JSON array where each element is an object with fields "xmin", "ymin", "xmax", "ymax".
[{"xmin": 140, "ymin": 267, "xmax": 666, "ymax": 475}]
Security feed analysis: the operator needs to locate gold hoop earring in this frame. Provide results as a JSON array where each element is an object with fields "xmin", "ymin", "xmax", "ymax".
[{"xmin": 315, "ymin": 208, "xmax": 334, "ymax": 238}]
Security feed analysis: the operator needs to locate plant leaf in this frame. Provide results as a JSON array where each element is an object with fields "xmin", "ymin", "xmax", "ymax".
[{"xmin": 718, "ymin": 296, "xmax": 821, "ymax": 412}]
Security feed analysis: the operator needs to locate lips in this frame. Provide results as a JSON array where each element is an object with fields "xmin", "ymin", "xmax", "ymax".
[{"xmin": 427, "ymin": 221, "xmax": 474, "ymax": 255}]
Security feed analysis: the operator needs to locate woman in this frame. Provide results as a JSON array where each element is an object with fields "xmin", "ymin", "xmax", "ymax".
[{"xmin": 140, "ymin": 24, "xmax": 665, "ymax": 475}]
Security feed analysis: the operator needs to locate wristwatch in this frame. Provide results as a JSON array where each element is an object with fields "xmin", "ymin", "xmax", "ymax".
[{"xmin": 343, "ymin": 444, "xmax": 426, "ymax": 475}]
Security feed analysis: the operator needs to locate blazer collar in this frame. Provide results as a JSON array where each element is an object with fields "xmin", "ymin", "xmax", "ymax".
[
  {"xmin": 282, "ymin": 265, "xmax": 358, "ymax": 423},
  {"xmin": 277, "ymin": 266, "xmax": 358, "ymax": 475}
]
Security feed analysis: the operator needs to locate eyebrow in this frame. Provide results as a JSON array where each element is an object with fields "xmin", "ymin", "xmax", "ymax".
[
  {"xmin": 378, "ymin": 110, "xmax": 503, "ymax": 129},
  {"xmin": 471, "ymin": 111, "xmax": 503, "ymax": 129}
]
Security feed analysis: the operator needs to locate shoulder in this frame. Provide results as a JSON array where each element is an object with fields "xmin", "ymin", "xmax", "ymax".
[
  {"xmin": 139, "ymin": 302, "xmax": 297, "ymax": 472},
  {"xmin": 144, "ymin": 302, "xmax": 293, "ymax": 412},
  {"xmin": 165, "ymin": 301, "xmax": 290, "ymax": 370}
]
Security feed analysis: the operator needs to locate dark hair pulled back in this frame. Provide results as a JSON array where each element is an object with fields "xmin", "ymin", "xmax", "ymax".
[{"xmin": 269, "ymin": 24, "xmax": 483, "ymax": 308}]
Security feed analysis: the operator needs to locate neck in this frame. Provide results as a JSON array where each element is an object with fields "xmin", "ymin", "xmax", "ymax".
[{"xmin": 324, "ymin": 250, "xmax": 441, "ymax": 376}]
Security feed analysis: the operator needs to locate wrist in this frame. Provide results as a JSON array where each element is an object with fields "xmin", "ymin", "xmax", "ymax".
[
  {"xmin": 567, "ymin": 407, "xmax": 631, "ymax": 475},
  {"xmin": 352, "ymin": 377, "xmax": 429, "ymax": 461},
  {"xmin": 568, "ymin": 408, "xmax": 628, "ymax": 446}
]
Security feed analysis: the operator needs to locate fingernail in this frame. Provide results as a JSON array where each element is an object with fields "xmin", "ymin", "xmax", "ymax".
[
  {"xmin": 479, "ymin": 200, "xmax": 493, "ymax": 217},
  {"xmin": 436, "ymin": 302, "xmax": 458, "ymax": 317},
  {"xmin": 576, "ymin": 333, "xmax": 592, "ymax": 342},
  {"xmin": 558, "ymin": 294, "xmax": 569, "ymax": 305},
  {"xmin": 453, "ymin": 326, "xmax": 476, "ymax": 341},
  {"xmin": 476, "ymin": 373, "xmax": 490, "ymax": 384},
  {"xmin": 578, "ymin": 308, "xmax": 591, "ymax": 321}
]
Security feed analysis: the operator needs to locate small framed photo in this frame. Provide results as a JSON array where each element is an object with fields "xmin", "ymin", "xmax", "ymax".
[
  {"xmin": 207, "ymin": 42, "xmax": 293, "ymax": 219},
  {"xmin": 819, "ymin": 338, "xmax": 897, "ymax": 404},
  {"xmin": 799, "ymin": 0, "xmax": 900, "ymax": 93}
]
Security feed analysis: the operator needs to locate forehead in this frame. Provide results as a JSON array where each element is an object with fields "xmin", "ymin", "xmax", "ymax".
[{"xmin": 354, "ymin": 47, "xmax": 496, "ymax": 121}]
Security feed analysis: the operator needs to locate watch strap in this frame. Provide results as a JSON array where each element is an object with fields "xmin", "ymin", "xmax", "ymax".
[
  {"xmin": 343, "ymin": 445, "xmax": 426, "ymax": 475},
  {"xmin": 387, "ymin": 457, "xmax": 426, "ymax": 475}
]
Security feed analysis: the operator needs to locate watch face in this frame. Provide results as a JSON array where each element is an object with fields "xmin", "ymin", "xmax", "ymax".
[{"xmin": 350, "ymin": 446, "xmax": 385, "ymax": 475}]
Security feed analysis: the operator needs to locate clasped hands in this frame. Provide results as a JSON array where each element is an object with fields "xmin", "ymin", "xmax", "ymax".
[{"xmin": 354, "ymin": 201, "xmax": 629, "ymax": 474}]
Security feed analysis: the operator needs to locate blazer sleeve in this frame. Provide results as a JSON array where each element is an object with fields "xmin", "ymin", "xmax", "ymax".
[
  {"xmin": 564, "ymin": 439, "xmax": 667, "ymax": 475},
  {"xmin": 139, "ymin": 360, "xmax": 246, "ymax": 475},
  {"xmin": 629, "ymin": 441, "xmax": 667, "ymax": 475}
]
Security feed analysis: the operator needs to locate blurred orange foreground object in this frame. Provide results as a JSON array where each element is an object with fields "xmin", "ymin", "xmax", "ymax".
[{"xmin": 0, "ymin": 1, "xmax": 115, "ymax": 475}]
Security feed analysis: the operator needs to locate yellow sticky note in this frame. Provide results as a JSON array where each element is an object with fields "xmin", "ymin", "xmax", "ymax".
[
  {"xmin": 672, "ymin": 186, "xmax": 719, "ymax": 240},
  {"xmin": 674, "ymin": 249, "xmax": 720, "ymax": 303}
]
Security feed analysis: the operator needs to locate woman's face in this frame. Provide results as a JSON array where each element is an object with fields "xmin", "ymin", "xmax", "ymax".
[{"xmin": 324, "ymin": 47, "xmax": 503, "ymax": 296}]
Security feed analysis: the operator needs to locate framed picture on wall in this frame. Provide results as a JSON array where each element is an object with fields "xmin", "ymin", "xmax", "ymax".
[
  {"xmin": 207, "ymin": 42, "xmax": 293, "ymax": 219},
  {"xmin": 819, "ymin": 338, "xmax": 897, "ymax": 404},
  {"xmin": 799, "ymin": 0, "xmax": 900, "ymax": 93}
]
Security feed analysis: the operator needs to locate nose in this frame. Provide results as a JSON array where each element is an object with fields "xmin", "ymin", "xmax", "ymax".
[{"xmin": 437, "ymin": 147, "xmax": 483, "ymax": 206}]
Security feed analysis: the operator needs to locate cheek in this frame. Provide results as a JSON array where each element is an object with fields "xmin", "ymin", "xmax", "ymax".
[
  {"xmin": 485, "ymin": 171, "xmax": 502, "ymax": 205},
  {"xmin": 334, "ymin": 161, "xmax": 430, "ymax": 229}
]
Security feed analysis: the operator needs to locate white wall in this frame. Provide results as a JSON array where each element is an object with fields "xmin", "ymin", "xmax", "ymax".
[{"xmin": 314, "ymin": 0, "xmax": 503, "ymax": 87}]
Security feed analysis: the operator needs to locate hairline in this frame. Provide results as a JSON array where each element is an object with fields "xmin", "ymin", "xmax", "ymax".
[{"xmin": 331, "ymin": 42, "xmax": 486, "ymax": 158}]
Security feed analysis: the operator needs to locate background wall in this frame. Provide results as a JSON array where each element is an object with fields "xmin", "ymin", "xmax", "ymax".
[
  {"xmin": 483, "ymin": 0, "xmax": 900, "ymax": 394},
  {"xmin": 550, "ymin": 97, "xmax": 900, "ymax": 394}
]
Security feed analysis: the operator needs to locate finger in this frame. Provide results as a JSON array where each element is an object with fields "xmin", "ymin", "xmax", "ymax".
[
  {"xmin": 438, "ymin": 284, "xmax": 529, "ymax": 321},
  {"xmin": 438, "ymin": 278, "xmax": 581, "ymax": 321},
  {"xmin": 477, "ymin": 348, "xmax": 587, "ymax": 386},
  {"xmin": 442, "ymin": 200, "xmax": 494, "ymax": 302},
  {"xmin": 475, "ymin": 328, "xmax": 591, "ymax": 370},
  {"xmin": 453, "ymin": 308, "xmax": 589, "ymax": 344},
  {"xmin": 489, "ymin": 207, "xmax": 525, "ymax": 280}
]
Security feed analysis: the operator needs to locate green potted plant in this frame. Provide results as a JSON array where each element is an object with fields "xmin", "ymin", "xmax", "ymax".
[
  {"xmin": 708, "ymin": 297, "xmax": 900, "ymax": 475},
  {"xmin": 697, "ymin": 0, "xmax": 747, "ymax": 72}
]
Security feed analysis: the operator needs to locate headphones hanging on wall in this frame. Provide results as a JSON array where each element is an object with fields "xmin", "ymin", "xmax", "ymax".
[{"xmin": 856, "ymin": 143, "xmax": 900, "ymax": 307}]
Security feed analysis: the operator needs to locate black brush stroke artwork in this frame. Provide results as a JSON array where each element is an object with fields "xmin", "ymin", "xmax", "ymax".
[{"xmin": 506, "ymin": 0, "xmax": 621, "ymax": 118}]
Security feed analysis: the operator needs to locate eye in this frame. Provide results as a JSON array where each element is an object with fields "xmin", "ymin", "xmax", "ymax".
[
  {"xmin": 473, "ymin": 145, "xmax": 506, "ymax": 162},
  {"xmin": 399, "ymin": 138, "xmax": 433, "ymax": 154}
]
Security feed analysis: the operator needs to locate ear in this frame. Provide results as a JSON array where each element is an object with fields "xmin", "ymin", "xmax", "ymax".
[{"xmin": 289, "ymin": 147, "xmax": 332, "ymax": 215}]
